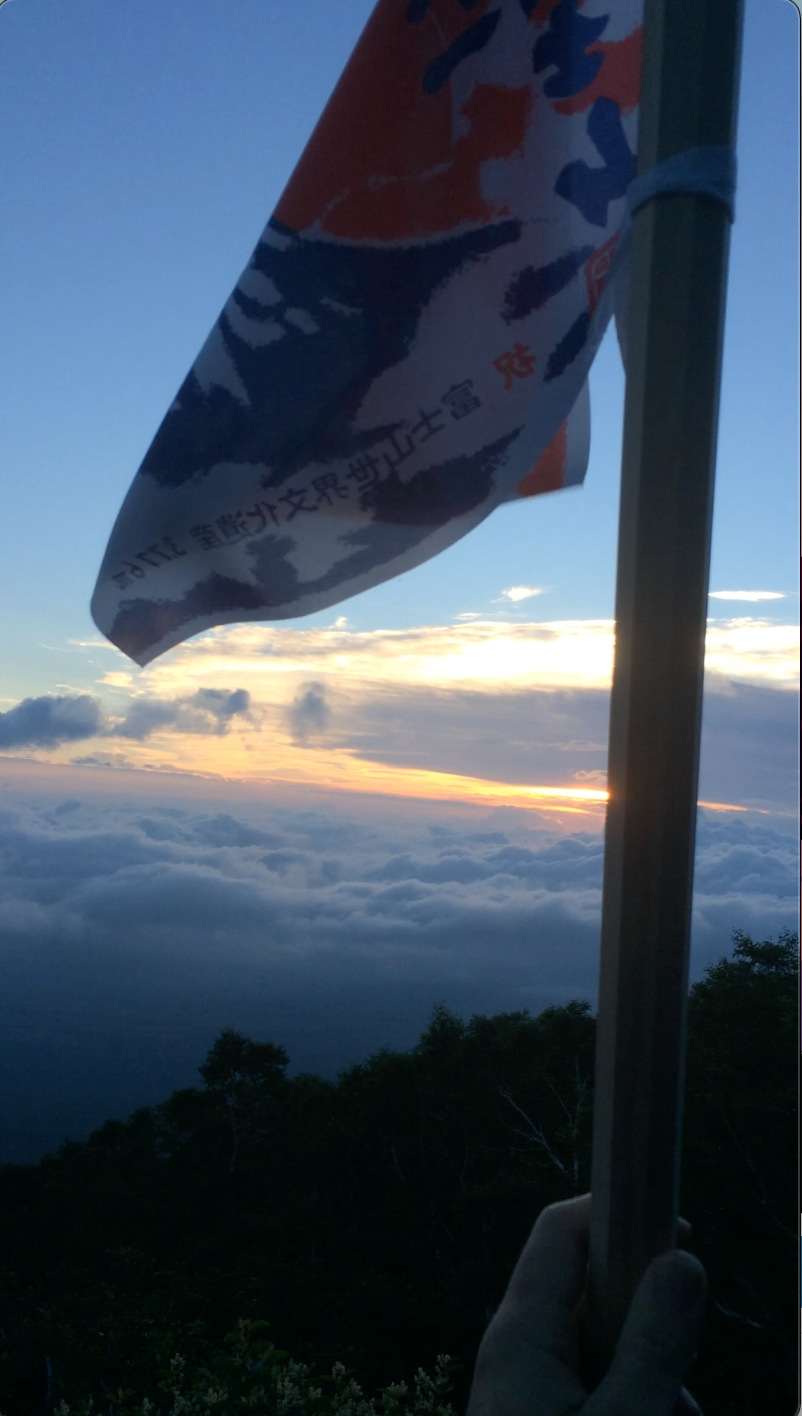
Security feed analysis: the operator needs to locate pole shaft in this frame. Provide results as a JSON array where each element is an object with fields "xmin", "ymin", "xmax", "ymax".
[{"xmin": 588, "ymin": 0, "xmax": 745, "ymax": 1365}]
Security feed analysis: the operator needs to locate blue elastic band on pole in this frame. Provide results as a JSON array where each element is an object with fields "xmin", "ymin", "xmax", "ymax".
[
  {"xmin": 613, "ymin": 147, "xmax": 737, "ymax": 369},
  {"xmin": 626, "ymin": 145, "xmax": 737, "ymax": 222}
]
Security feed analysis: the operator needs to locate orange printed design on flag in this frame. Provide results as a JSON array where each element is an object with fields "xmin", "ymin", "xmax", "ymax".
[
  {"xmin": 516, "ymin": 421, "xmax": 568, "ymax": 497},
  {"xmin": 493, "ymin": 343, "xmax": 537, "ymax": 389},
  {"xmin": 552, "ymin": 27, "xmax": 642, "ymax": 115},
  {"xmin": 585, "ymin": 234, "xmax": 618, "ymax": 316},
  {"xmin": 275, "ymin": 0, "xmax": 531, "ymax": 242}
]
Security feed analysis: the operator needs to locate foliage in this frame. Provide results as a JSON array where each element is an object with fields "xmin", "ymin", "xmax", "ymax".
[
  {"xmin": 41, "ymin": 1320, "xmax": 458, "ymax": 1416},
  {"xmin": 0, "ymin": 930, "xmax": 796, "ymax": 1416},
  {"xmin": 681, "ymin": 928, "xmax": 799, "ymax": 1416}
]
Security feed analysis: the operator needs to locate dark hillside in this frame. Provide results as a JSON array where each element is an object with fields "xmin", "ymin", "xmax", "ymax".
[{"xmin": 0, "ymin": 930, "xmax": 796, "ymax": 1416}]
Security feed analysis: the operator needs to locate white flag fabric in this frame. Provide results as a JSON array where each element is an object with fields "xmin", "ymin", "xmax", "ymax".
[{"xmin": 92, "ymin": 0, "xmax": 642, "ymax": 666}]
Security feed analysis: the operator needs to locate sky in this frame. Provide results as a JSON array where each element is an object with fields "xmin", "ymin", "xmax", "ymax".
[{"xmin": 0, "ymin": 0, "xmax": 798, "ymax": 1163}]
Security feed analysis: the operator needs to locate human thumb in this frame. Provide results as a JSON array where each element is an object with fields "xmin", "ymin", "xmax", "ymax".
[{"xmin": 583, "ymin": 1250, "xmax": 707, "ymax": 1416}]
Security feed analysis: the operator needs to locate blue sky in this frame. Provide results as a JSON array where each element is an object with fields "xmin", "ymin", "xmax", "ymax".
[
  {"xmin": 0, "ymin": 0, "xmax": 798, "ymax": 1161},
  {"xmin": 0, "ymin": 0, "xmax": 798, "ymax": 698}
]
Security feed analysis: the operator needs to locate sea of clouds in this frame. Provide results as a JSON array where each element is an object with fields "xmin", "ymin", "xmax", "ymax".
[{"xmin": 0, "ymin": 785, "xmax": 797, "ymax": 1164}]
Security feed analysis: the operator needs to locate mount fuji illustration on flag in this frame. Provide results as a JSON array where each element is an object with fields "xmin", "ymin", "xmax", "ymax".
[{"xmin": 92, "ymin": 0, "xmax": 642, "ymax": 666}]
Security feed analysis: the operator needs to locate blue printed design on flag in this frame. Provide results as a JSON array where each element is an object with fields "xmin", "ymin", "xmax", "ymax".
[
  {"xmin": 502, "ymin": 247, "xmax": 595, "ymax": 322},
  {"xmin": 422, "ymin": 11, "xmax": 504, "ymax": 94},
  {"xmin": 544, "ymin": 311, "xmax": 592, "ymax": 381},
  {"xmin": 555, "ymin": 98, "xmax": 637, "ymax": 227},
  {"xmin": 533, "ymin": 0, "xmax": 609, "ymax": 98}
]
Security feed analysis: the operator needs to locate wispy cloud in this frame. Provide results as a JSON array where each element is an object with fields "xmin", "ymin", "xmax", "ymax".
[
  {"xmin": 499, "ymin": 585, "xmax": 548, "ymax": 603},
  {"xmin": 709, "ymin": 590, "xmax": 785, "ymax": 602},
  {"xmin": 122, "ymin": 616, "xmax": 798, "ymax": 703},
  {"xmin": 127, "ymin": 619, "xmax": 619, "ymax": 695},
  {"xmin": 704, "ymin": 618, "xmax": 798, "ymax": 684}
]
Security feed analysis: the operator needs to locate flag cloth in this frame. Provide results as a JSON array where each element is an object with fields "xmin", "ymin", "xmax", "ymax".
[{"xmin": 92, "ymin": 0, "xmax": 642, "ymax": 667}]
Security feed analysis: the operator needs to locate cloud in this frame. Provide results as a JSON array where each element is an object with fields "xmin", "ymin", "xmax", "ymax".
[
  {"xmin": 72, "ymin": 751, "xmax": 137, "ymax": 769},
  {"xmin": 109, "ymin": 675, "xmax": 797, "ymax": 822},
  {"xmin": 0, "ymin": 786, "xmax": 796, "ymax": 1163},
  {"xmin": 0, "ymin": 694, "xmax": 103, "ymax": 748},
  {"xmin": 111, "ymin": 688, "xmax": 250, "ymax": 740},
  {"xmin": 287, "ymin": 682, "xmax": 331, "ymax": 742},
  {"xmin": 709, "ymin": 590, "xmax": 786, "ymax": 602},
  {"xmin": 0, "ymin": 689, "xmax": 251, "ymax": 752},
  {"xmin": 123, "ymin": 615, "xmax": 798, "ymax": 704},
  {"xmin": 111, "ymin": 698, "xmax": 177, "ymax": 740},
  {"xmin": 703, "ymin": 618, "xmax": 798, "ymax": 686},
  {"xmin": 500, "ymin": 586, "xmax": 548, "ymax": 603},
  {"xmin": 330, "ymin": 683, "xmax": 612, "ymax": 793},
  {"xmin": 325, "ymin": 678, "xmax": 797, "ymax": 819}
]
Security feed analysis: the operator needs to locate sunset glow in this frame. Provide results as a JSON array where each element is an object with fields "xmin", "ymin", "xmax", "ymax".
[
  {"xmin": 10, "ymin": 615, "xmax": 780, "ymax": 792},
  {"xmin": 11, "ymin": 611, "xmax": 786, "ymax": 823}
]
